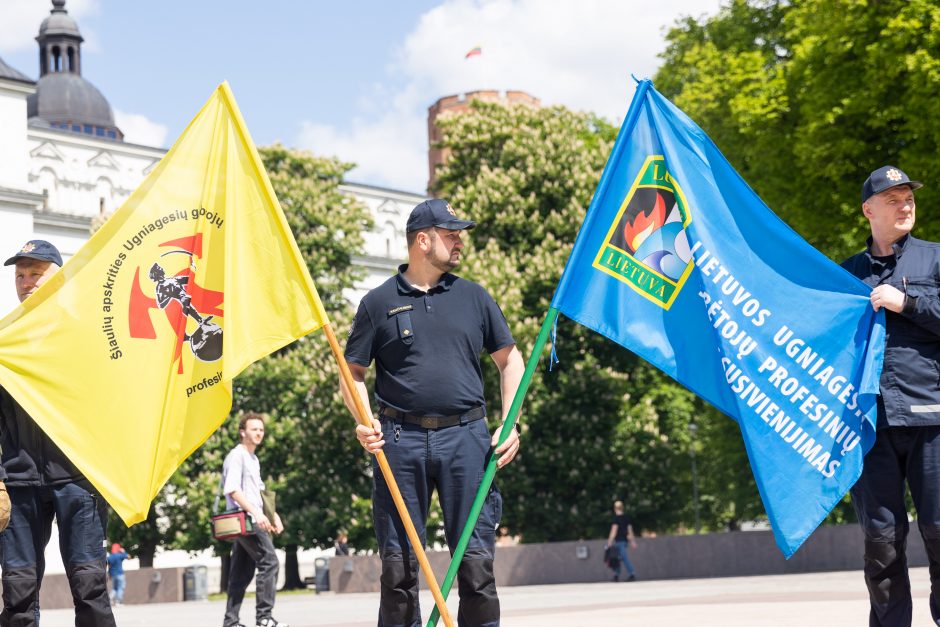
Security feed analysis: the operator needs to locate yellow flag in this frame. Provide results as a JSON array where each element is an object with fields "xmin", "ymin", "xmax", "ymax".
[{"xmin": 0, "ymin": 83, "xmax": 329, "ymax": 524}]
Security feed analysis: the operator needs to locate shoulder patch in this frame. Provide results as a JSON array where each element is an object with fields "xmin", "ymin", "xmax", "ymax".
[{"xmin": 387, "ymin": 304, "xmax": 414, "ymax": 317}]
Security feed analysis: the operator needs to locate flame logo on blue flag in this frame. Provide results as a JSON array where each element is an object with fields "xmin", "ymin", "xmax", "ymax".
[{"xmin": 592, "ymin": 156, "xmax": 694, "ymax": 308}]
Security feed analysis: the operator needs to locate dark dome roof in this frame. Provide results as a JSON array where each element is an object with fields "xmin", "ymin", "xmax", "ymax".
[
  {"xmin": 38, "ymin": 0, "xmax": 82, "ymax": 40},
  {"xmin": 0, "ymin": 57, "xmax": 33, "ymax": 84},
  {"xmin": 27, "ymin": 73, "xmax": 116, "ymax": 129}
]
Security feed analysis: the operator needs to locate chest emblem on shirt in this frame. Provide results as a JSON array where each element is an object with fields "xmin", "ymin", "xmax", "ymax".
[{"xmin": 387, "ymin": 304, "xmax": 414, "ymax": 317}]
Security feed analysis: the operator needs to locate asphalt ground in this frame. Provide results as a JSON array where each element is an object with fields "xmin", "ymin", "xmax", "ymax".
[{"xmin": 38, "ymin": 567, "xmax": 936, "ymax": 626}]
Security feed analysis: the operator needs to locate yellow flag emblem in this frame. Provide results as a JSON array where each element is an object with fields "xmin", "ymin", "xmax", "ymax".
[{"xmin": 0, "ymin": 83, "xmax": 329, "ymax": 524}]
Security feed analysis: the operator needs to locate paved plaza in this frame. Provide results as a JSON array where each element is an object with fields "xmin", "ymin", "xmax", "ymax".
[{"xmin": 36, "ymin": 567, "xmax": 936, "ymax": 626}]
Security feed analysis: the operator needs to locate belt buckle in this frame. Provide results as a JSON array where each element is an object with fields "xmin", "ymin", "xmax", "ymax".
[{"xmin": 420, "ymin": 416, "xmax": 436, "ymax": 429}]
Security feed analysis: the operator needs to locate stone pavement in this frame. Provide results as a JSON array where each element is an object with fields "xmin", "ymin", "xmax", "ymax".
[{"xmin": 38, "ymin": 567, "xmax": 935, "ymax": 626}]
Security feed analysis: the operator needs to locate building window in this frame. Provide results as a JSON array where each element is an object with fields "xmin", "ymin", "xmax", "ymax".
[
  {"xmin": 84, "ymin": 124, "xmax": 92, "ymax": 134},
  {"xmin": 52, "ymin": 46, "xmax": 62, "ymax": 72}
]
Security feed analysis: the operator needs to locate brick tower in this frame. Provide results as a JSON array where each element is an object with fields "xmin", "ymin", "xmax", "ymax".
[{"xmin": 427, "ymin": 90, "xmax": 540, "ymax": 192}]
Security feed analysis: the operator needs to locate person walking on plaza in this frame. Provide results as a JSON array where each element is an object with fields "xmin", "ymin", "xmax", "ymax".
[
  {"xmin": 0, "ymin": 239, "xmax": 116, "ymax": 626},
  {"xmin": 842, "ymin": 166, "xmax": 940, "ymax": 627},
  {"xmin": 221, "ymin": 412, "xmax": 287, "ymax": 627},
  {"xmin": 107, "ymin": 543, "xmax": 130, "ymax": 606},
  {"xmin": 334, "ymin": 530, "xmax": 350, "ymax": 556},
  {"xmin": 341, "ymin": 198, "xmax": 524, "ymax": 627},
  {"xmin": 605, "ymin": 500, "xmax": 637, "ymax": 582}
]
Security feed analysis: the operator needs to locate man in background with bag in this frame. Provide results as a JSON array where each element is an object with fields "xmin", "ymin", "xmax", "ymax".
[
  {"xmin": 604, "ymin": 500, "xmax": 637, "ymax": 582},
  {"xmin": 221, "ymin": 412, "xmax": 286, "ymax": 627}
]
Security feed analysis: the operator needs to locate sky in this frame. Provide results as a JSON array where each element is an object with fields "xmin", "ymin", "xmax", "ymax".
[{"xmin": 1, "ymin": 0, "xmax": 724, "ymax": 194}]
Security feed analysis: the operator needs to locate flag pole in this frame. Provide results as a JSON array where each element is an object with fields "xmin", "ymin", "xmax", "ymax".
[
  {"xmin": 323, "ymin": 324, "xmax": 455, "ymax": 627},
  {"xmin": 426, "ymin": 307, "xmax": 558, "ymax": 627}
]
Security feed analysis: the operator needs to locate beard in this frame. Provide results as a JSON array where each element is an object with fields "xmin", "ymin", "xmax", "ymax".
[{"xmin": 428, "ymin": 250, "xmax": 459, "ymax": 273}]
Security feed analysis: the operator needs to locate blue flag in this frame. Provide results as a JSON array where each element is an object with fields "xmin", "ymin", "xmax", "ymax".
[{"xmin": 551, "ymin": 80, "xmax": 885, "ymax": 557}]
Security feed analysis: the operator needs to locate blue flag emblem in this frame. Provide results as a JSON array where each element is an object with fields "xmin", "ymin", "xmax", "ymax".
[
  {"xmin": 593, "ymin": 156, "xmax": 695, "ymax": 308},
  {"xmin": 552, "ymin": 80, "xmax": 885, "ymax": 557}
]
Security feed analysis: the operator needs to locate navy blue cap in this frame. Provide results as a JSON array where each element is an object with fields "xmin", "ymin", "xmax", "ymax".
[
  {"xmin": 406, "ymin": 199, "xmax": 476, "ymax": 233},
  {"xmin": 862, "ymin": 165, "xmax": 923, "ymax": 203},
  {"xmin": 4, "ymin": 240, "xmax": 63, "ymax": 267}
]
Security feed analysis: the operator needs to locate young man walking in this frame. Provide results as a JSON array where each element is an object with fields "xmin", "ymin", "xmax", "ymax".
[{"xmin": 222, "ymin": 412, "xmax": 286, "ymax": 627}]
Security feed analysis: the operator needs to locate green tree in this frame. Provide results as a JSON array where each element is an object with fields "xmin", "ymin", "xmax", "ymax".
[
  {"xmin": 657, "ymin": 0, "xmax": 940, "ymax": 261},
  {"xmin": 108, "ymin": 146, "xmax": 375, "ymax": 585},
  {"xmin": 657, "ymin": 0, "xmax": 940, "ymax": 525},
  {"xmin": 432, "ymin": 101, "xmax": 729, "ymax": 540}
]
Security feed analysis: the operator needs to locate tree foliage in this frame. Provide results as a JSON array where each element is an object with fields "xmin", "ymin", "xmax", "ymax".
[
  {"xmin": 657, "ymin": 0, "xmax": 940, "ymax": 261},
  {"xmin": 656, "ymin": 0, "xmax": 940, "ymax": 525}
]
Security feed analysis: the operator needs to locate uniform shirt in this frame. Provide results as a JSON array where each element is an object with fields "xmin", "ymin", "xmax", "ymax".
[
  {"xmin": 842, "ymin": 234, "xmax": 940, "ymax": 427},
  {"xmin": 345, "ymin": 265, "xmax": 514, "ymax": 416},
  {"xmin": 222, "ymin": 444, "xmax": 264, "ymax": 515}
]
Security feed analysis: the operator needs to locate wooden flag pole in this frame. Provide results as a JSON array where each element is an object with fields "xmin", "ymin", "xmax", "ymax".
[
  {"xmin": 323, "ymin": 324, "xmax": 455, "ymax": 627},
  {"xmin": 426, "ymin": 307, "xmax": 559, "ymax": 627}
]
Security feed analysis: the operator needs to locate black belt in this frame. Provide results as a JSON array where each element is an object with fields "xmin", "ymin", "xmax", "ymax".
[{"xmin": 380, "ymin": 406, "xmax": 485, "ymax": 430}]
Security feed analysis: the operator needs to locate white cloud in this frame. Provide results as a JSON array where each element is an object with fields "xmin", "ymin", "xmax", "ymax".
[
  {"xmin": 0, "ymin": 0, "xmax": 99, "ymax": 55},
  {"xmin": 295, "ymin": 0, "xmax": 722, "ymax": 192},
  {"xmin": 297, "ymin": 114, "xmax": 428, "ymax": 194},
  {"xmin": 114, "ymin": 109, "xmax": 168, "ymax": 148}
]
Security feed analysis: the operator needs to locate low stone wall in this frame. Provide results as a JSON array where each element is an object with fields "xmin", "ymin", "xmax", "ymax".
[
  {"xmin": 328, "ymin": 523, "xmax": 926, "ymax": 593},
  {"xmin": 34, "ymin": 567, "xmax": 185, "ymax": 609}
]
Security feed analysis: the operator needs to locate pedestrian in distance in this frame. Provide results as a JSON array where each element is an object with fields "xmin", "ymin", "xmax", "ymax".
[
  {"xmin": 107, "ymin": 543, "xmax": 130, "ymax": 606},
  {"xmin": 605, "ymin": 500, "xmax": 637, "ymax": 582},
  {"xmin": 335, "ymin": 530, "xmax": 350, "ymax": 556}
]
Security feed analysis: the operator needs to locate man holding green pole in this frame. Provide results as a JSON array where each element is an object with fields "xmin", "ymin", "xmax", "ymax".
[{"xmin": 342, "ymin": 198, "xmax": 524, "ymax": 627}]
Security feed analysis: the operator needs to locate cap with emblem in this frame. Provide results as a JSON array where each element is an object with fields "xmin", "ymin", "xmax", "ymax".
[
  {"xmin": 406, "ymin": 199, "xmax": 476, "ymax": 233},
  {"xmin": 862, "ymin": 165, "xmax": 923, "ymax": 203},
  {"xmin": 3, "ymin": 239, "xmax": 63, "ymax": 267}
]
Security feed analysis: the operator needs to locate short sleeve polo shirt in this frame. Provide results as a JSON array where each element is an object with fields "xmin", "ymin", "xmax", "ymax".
[{"xmin": 345, "ymin": 265, "xmax": 515, "ymax": 416}]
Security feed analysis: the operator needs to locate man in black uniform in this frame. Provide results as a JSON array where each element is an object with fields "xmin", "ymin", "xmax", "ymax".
[
  {"xmin": 0, "ymin": 240, "xmax": 115, "ymax": 627},
  {"xmin": 342, "ymin": 199, "xmax": 524, "ymax": 627},
  {"xmin": 842, "ymin": 167, "xmax": 940, "ymax": 627}
]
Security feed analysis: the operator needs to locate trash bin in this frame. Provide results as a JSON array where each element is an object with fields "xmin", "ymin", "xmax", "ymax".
[
  {"xmin": 314, "ymin": 557, "xmax": 330, "ymax": 592},
  {"xmin": 183, "ymin": 565, "xmax": 208, "ymax": 601}
]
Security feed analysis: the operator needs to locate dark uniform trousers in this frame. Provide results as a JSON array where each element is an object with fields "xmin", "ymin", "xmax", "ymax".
[
  {"xmin": 851, "ymin": 426, "xmax": 940, "ymax": 627},
  {"xmin": 0, "ymin": 483, "xmax": 114, "ymax": 627},
  {"xmin": 373, "ymin": 416, "xmax": 502, "ymax": 627}
]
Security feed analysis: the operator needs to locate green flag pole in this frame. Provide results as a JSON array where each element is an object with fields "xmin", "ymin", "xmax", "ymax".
[
  {"xmin": 427, "ymin": 79, "xmax": 652, "ymax": 626},
  {"xmin": 427, "ymin": 307, "xmax": 559, "ymax": 627}
]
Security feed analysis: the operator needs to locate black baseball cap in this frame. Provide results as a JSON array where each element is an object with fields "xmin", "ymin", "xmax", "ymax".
[
  {"xmin": 4, "ymin": 239, "xmax": 63, "ymax": 267},
  {"xmin": 862, "ymin": 165, "xmax": 923, "ymax": 203},
  {"xmin": 406, "ymin": 199, "xmax": 476, "ymax": 233}
]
